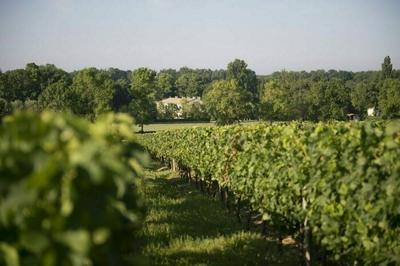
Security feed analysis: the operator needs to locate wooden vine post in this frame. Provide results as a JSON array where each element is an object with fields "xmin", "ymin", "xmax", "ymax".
[
  {"xmin": 302, "ymin": 195, "xmax": 311, "ymax": 266},
  {"xmin": 172, "ymin": 158, "xmax": 176, "ymax": 172}
]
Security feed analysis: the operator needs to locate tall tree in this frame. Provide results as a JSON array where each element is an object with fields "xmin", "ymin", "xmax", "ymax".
[
  {"xmin": 156, "ymin": 72, "xmax": 175, "ymax": 99},
  {"xmin": 129, "ymin": 68, "xmax": 157, "ymax": 132},
  {"xmin": 259, "ymin": 73, "xmax": 311, "ymax": 121},
  {"xmin": 227, "ymin": 59, "xmax": 258, "ymax": 97},
  {"xmin": 71, "ymin": 68, "xmax": 115, "ymax": 119},
  {"xmin": 259, "ymin": 80, "xmax": 287, "ymax": 120},
  {"xmin": 350, "ymin": 81, "xmax": 379, "ymax": 117},
  {"xmin": 308, "ymin": 79, "xmax": 351, "ymax": 120},
  {"xmin": 38, "ymin": 79, "xmax": 74, "ymax": 112},
  {"xmin": 0, "ymin": 69, "xmax": 34, "ymax": 101},
  {"xmin": 382, "ymin": 56, "xmax": 393, "ymax": 79},
  {"xmin": 176, "ymin": 72, "xmax": 201, "ymax": 97},
  {"xmin": 203, "ymin": 80, "xmax": 253, "ymax": 125},
  {"xmin": 0, "ymin": 63, "xmax": 68, "ymax": 103},
  {"xmin": 111, "ymin": 79, "xmax": 131, "ymax": 111}
]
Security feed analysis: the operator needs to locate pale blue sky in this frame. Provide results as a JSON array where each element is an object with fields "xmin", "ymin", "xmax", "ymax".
[{"xmin": 0, "ymin": 0, "xmax": 399, "ymax": 74}]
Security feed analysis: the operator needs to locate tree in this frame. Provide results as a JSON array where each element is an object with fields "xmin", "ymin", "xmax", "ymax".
[
  {"xmin": 227, "ymin": 59, "xmax": 258, "ymax": 97},
  {"xmin": 111, "ymin": 79, "xmax": 131, "ymax": 111},
  {"xmin": 0, "ymin": 98, "xmax": 10, "ymax": 118},
  {"xmin": 203, "ymin": 80, "xmax": 253, "ymax": 125},
  {"xmin": 71, "ymin": 68, "xmax": 115, "ymax": 119},
  {"xmin": 308, "ymin": 79, "xmax": 352, "ymax": 120},
  {"xmin": 24, "ymin": 63, "xmax": 41, "ymax": 98},
  {"xmin": 129, "ymin": 68, "xmax": 157, "ymax": 132},
  {"xmin": 211, "ymin": 69, "xmax": 227, "ymax": 80},
  {"xmin": 350, "ymin": 81, "xmax": 379, "ymax": 117},
  {"xmin": 182, "ymin": 101, "xmax": 209, "ymax": 121},
  {"xmin": 378, "ymin": 79, "xmax": 400, "ymax": 118},
  {"xmin": 289, "ymin": 80, "xmax": 311, "ymax": 120},
  {"xmin": 0, "ymin": 64, "xmax": 69, "ymax": 104},
  {"xmin": 259, "ymin": 80, "xmax": 287, "ymax": 120},
  {"xmin": 38, "ymin": 79, "xmax": 74, "ymax": 112},
  {"xmin": 156, "ymin": 72, "xmax": 175, "ymax": 99},
  {"xmin": 382, "ymin": 56, "xmax": 393, "ymax": 79},
  {"xmin": 175, "ymin": 72, "xmax": 201, "ymax": 97},
  {"xmin": 259, "ymin": 73, "xmax": 311, "ymax": 121},
  {"xmin": 0, "ymin": 69, "xmax": 34, "ymax": 101},
  {"xmin": 107, "ymin": 67, "xmax": 130, "ymax": 81}
]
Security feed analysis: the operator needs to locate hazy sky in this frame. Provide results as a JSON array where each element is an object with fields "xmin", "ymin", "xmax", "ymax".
[{"xmin": 1, "ymin": 0, "xmax": 399, "ymax": 74}]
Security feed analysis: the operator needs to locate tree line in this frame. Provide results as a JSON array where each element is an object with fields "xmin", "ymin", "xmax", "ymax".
[
  {"xmin": 203, "ymin": 56, "xmax": 400, "ymax": 124},
  {"xmin": 0, "ymin": 64, "xmax": 225, "ymax": 127},
  {"xmin": 1, "ymin": 56, "xmax": 399, "ymax": 126}
]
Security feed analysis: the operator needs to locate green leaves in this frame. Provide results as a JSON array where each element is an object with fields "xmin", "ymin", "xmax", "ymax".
[
  {"xmin": 139, "ymin": 120, "xmax": 400, "ymax": 265},
  {"xmin": 203, "ymin": 80, "xmax": 253, "ymax": 125},
  {"xmin": 0, "ymin": 243, "xmax": 19, "ymax": 266},
  {"xmin": 0, "ymin": 111, "xmax": 146, "ymax": 266}
]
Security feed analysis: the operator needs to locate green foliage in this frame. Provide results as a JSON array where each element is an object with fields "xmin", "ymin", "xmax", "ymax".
[
  {"xmin": 9, "ymin": 100, "xmax": 24, "ymax": 112},
  {"xmin": 382, "ymin": 56, "xmax": 393, "ymax": 79},
  {"xmin": 0, "ymin": 98, "xmax": 11, "ymax": 118},
  {"xmin": 0, "ymin": 111, "xmax": 147, "ymax": 266},
  {"xmin": 260, "ymin": 80, "xmax": 284, "ymax": 119},
  {"xmin": 130, "ymin": 68, "xmax": 156, "ymax": 94},
  {"xmin": 379, "ymin": 79, "xmax": 400, "ymax": 118},
  {"xmin": 203, "ymin": 80, "xmax": 253, "ymax": 125},
  {"xmin": 129, "ymin": 68, "xmax": 158, "ymax": 131},
  {"xmin": 71, "ymin": 68, "xmax": 115, "ymax": 119},
  {"xmin": 111, "ymin": 79, "xmax": 131, "ymax": 112},
  {"xmin": 155, "ymin": 68, "xmax": 226, "ymax": 99},
  {"xmin": 139, "ymin": 121, "xmax": 400, "ymax": 265},
  {"xmin": 1, "ymin": 57, "xmax": 399, "ymax": 121},
  {"xmin": 38, "ymin": 79, "xmax": 74, "ymax": 112},
  {"xmin": 227, "ymin": 59, "xmax": 258, "ymax": 97},
  {"xmin": 176, "ymin": 73, "xmax": 201, "ymax": 97},
  {"xmin": 351, "ymin": 81, "xmax": 379, "ymax": 116},
  {"xmin": 308, "ymin": 79, "xmax": 352, "ymax": 120},
  {"xmin": 181, "ymin": 101, "xmax": 209, "ymax": 121},
  {"xmin": 260, "ymin": 77, "xmax": 310, "ymax": 120},
  {"xmin": 157, "ymin": 103, "xmax": 180, "ymax": 120},
  {"xmin": 0, "ymin": 64, "xmax": 68, "ymax": 102},
  {"xmin": 156, "ymin": 72, "xmax": 175, "ymax": 99},
  {"xmin": 23, "ymin": 99, "xmax": 39, "ymax": 112}
]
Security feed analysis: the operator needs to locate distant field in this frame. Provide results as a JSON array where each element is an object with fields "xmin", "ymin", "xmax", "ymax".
[
  {"xmin": 138, "ymin": 122, "xmax": 215, "ymax": 132},
  {"xmin": 137, "ymin": 120, "xmax": 262, "ymax": 132}
]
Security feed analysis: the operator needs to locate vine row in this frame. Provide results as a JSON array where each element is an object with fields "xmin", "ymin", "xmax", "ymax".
[{"xmin": 139, "ymin": 121, "xmax": 400, "ymax": 265}]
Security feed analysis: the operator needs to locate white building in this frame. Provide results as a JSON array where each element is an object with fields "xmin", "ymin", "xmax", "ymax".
[
  {"xmin": 157, "ymin": 97, "xmax": 203, "ymax": 118},
  {"xmin": 367, "ymin": 107, "xmax": 375, "ymax": 117}
]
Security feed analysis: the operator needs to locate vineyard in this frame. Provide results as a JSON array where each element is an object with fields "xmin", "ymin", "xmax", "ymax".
[
  {"xmin": 139, "ymin": 121, "xmax": 400, "ymax": 265},
  {"xmin": 1, "ymin": 111, "xmax": 399, "ymax": 265},
  {"xmin": 1, "ymin": 0, "xmax": 399, "ymax": 264}
]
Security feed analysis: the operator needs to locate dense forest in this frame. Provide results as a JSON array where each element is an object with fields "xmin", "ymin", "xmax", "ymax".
[{"xmin": 1, "ymin": 56, "xmax": 399, "ymax": 125}]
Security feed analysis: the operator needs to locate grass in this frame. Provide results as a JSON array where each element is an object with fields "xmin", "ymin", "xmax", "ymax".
[
  {"xmin": 133, "ymin": 165, "xmax": 302, "ymax": 265},
  {"xmin": 137, "ymin": 120, "xmax": 262, "ymax": 132},
  {"xmin": 138, "ymin": 121, "xmax": 214, "ymax": 132}
]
